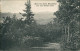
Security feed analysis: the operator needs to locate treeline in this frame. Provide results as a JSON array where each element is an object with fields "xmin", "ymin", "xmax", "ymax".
[
  {"xmin": 0, "ymin": 15, "xmax": 43, "ymax": 49},
  {"xmin": 54, "ymin": 0, "xmax": 80, "ymax": 50},
  {"xmin": 0, "ymin": 0, "xmax": 62, "ymax": 49},
  {"xmin": 0, "ymin": 15, "xmax": 62, "ymax": 49}
]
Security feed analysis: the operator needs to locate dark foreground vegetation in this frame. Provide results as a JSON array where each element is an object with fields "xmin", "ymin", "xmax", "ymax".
[
  {"xmin": 0, "ymin": 0, "xmax": 80, "ymax": 50},
  {"xmin": 0, "ymin": 15, "xmax": 62, "ymax": 50},
  {"xmin": 54, "ymin": 0, "xmax": 80, "ymax": 50}
]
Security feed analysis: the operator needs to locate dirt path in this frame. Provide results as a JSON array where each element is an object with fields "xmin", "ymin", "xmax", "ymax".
[{"xmin": 32, "ymin": 43, "xmax": 61, "ymax": 50}]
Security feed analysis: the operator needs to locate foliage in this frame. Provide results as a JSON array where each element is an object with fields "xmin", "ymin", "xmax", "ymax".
[
  {"xmin": 0, "ymin": 15, "xmax": 62, "ymax": 49},
  {"xmin": 54, "ymin": 0, "xmax": 80, "ymax": 50},
  {"xmin": 20, "ymin": 0, "xmax": 34, "ymax": 25}
]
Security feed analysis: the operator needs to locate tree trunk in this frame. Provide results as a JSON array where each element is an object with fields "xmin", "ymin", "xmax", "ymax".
[
  {"xmin": 65, "ymin": 26, "xmax": 67, "ymax": 35},
  {"xmin": 62, "ymin": 27, "xmax": 64, "ymax": 34},
  {"xmin": 64, "ymin": 26, "xmax": 67, "ymax": 41},
  {"xmin": 67, "ymin": 25, "xmax": 70, "ymax": 43},
  {"xmin": 79, "ymin": 21, "xmax": 80, "ymax": 33}
]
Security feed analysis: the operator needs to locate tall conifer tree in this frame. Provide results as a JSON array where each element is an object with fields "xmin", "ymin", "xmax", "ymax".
[{"xmin": 21, "ymin": 0, "xmax": 34, "ymax": 25}]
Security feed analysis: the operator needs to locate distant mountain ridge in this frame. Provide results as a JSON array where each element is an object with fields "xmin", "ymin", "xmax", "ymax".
[
  {"xmin": 0, "ymin": 12, "xmax": 56, "ymax": 24},
  {"xmin": 1, "ymin": 12, "xmax": 23, "ymax": 19}
]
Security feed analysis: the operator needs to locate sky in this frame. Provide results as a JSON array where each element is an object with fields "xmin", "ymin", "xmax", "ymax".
[
  {"xmin": 1, "ymin": 0, "xmax": 59, "ymax": 13},
  {"xmin": 0, "ymin": 1, "xmax": 1, "ymax": 12},
  {"xmin": 0, "ymin": 0, "xmax": 59, "ymax": 24}
]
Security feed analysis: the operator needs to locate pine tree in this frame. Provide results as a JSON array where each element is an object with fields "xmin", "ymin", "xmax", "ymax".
[{"xmin": 20, "ymin": 0, "xmax": 34, "ymax": 25}]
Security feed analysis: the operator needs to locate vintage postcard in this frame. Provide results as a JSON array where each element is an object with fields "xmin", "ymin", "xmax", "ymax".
[{"xmin": 0, "ymin": 0, "xmax": 80, "ymax": 51}]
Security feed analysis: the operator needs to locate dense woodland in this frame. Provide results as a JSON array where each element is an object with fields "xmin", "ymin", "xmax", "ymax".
[
  {"xmin": 54, "ymin": 0, "xmax": 80, "ymax": 50},
  {"xmin": 0, "ymin": 0, "xmax": 80, "ymax": 50}
]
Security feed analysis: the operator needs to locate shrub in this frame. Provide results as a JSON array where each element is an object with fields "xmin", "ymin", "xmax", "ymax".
[{"xmin": 20, "ymin": 36, "xmax": 43, "ymax": 48}]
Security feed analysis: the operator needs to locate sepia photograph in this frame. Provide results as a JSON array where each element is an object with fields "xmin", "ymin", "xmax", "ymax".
[{"xmin": 0, "ymin": 0, "xmax": 80, "ymax": 51}]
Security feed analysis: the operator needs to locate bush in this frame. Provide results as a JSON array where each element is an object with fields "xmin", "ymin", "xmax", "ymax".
[{"xmin": 20, "ymin": 36, "xmax": 43, "ymax": 48}]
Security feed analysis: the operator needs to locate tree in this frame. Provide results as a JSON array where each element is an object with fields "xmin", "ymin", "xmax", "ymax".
[
  {"xmin": 20, "ymin": 0, "xmax": 34, "ymax": 25},
  {"xmin": 54, "ymin": 0, "xmax": 80, "ymax": 49}
]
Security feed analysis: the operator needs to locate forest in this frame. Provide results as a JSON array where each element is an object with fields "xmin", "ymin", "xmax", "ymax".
[{"xmin": 0, "ymin": 0, "xmax": 80, "ymax": 51}]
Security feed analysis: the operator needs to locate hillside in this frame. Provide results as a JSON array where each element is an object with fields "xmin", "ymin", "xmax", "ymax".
[{"xmin": 0, "ymin": 12, "xmax": 56, "ymax": 24}]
